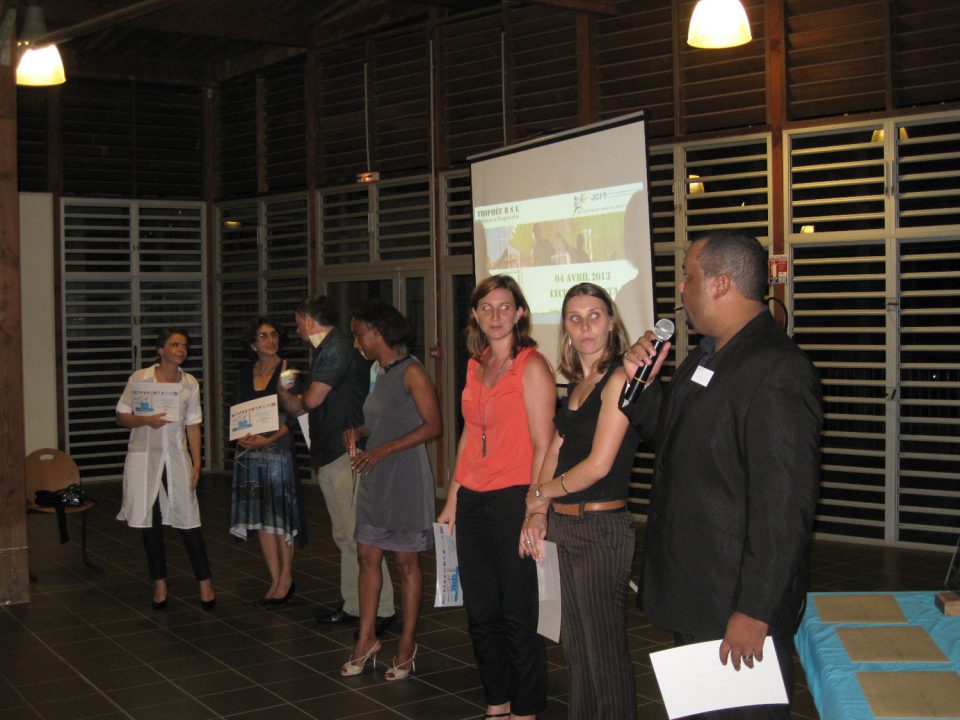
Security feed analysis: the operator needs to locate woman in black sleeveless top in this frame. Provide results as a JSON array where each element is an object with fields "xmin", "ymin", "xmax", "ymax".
[{"xmin": 520, "ymin": 282, "xmax": 640, "ymax": 720}]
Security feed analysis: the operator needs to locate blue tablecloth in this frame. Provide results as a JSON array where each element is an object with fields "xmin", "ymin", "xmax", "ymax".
[{"xmin": 795, "ymin": 592, "xmax": 960, "ymax": 720}]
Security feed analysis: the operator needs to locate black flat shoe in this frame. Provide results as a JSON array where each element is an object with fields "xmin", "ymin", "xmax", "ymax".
[
  {"xmin": 268, "ymin": 581, "xmax": 296, "ymax": 608},
  {"xmin": 152, "ymin": 599, "xmax": 167, "ymax": 611},
  {"xmin": 201, "ymin": 597, "xmax": 216, "ymax": 610}
]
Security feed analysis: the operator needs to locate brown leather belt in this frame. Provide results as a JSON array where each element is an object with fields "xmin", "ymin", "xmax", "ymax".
[{"xmin": 551, "ymin": 499, "xmax": 627, "ymax": 518}]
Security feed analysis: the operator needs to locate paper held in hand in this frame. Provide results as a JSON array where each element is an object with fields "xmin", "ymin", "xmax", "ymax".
[
  {"xmin": 432, "ymin": 523, "xmax": 463, "ymax": 608},
  {"xmin": 229, "ymin": 395, "xmax": 280, "ymax": 441},
  {"xmin": 650, "ymin": 637, "xmax": 786, "ymax": 719},
  {"xmin": 132, "ymin": 382, "xmax": 181, "ymax": 422}
]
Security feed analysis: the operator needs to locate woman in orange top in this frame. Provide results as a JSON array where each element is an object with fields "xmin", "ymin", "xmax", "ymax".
[{"xmin": 437, "ymin": 275, "xmax": 556, "ymax": 720}]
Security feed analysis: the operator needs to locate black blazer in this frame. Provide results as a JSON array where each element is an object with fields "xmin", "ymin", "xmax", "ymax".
[{"xmin": 623, "ymin": 311, "xmax": 822, "ymax": 639}]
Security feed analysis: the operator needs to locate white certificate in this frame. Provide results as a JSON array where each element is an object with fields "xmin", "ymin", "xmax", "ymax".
[
  {"xmin": 650, "ymin": 637, "xmax": 786, "ymax": 719},
  {"xmin": 432, "ymin": 523, "xmax": 463, "ymax": 607},
  {"xmin": 297, "ymin": 413, "xmax": 311, "ymax": 449},
  {"xmin": 131, "ymin": 382, "xmax": 181, "ymax": 422},
  {"xmin": 229, "ymin": 395, "xmax": 280, "ymax": 441},
  {"xmin": 536, "ymin": 540, "xmax": 562, "ymax": 642}
]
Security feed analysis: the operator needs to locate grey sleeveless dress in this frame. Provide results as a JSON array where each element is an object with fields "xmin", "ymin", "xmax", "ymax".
[{"xmin": 354, "ymin": 356, "xmax": 435, "ymax": 552}]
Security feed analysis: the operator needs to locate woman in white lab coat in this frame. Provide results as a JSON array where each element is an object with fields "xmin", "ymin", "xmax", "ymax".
[{"xmin": 116, "ymin": 328, "xmax": 215, "ymax": 611}]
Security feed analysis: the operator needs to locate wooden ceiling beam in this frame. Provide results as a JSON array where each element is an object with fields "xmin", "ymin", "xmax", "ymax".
[
  {"xmin": 526, "ymin": 0, "xmax": 618, "ymax": 15},
  {"xmin": 36, "ymin": 0, "xmax": 190, "ymax": 45},
  {"xmin": 40, "ymin": 0, "xmax": 320, "ymax": 48},
  {"xmin": 59, "ymin": 45, "xmax": 207, "ymax": 85}
]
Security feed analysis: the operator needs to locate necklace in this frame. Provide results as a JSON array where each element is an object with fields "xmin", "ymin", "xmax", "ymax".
[
  {"xmin": 255, "ymin": 358, "xmax": 280, "ymax": 375},
  {"xmin": 478, "ymin": 354, "xmax": 510, "ymax": 458},
  {"xmin": 156, "ymin": 366, "xmax": 179, "ymax": 383}
]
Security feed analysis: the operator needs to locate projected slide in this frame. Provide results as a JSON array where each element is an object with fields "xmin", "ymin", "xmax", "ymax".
[{"xmin": 471, "ymin": 112, "xmax": 655, "ymax": 364}]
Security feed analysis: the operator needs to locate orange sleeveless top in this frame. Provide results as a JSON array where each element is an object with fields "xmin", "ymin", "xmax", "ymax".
[{"xmin": 454, "ymin": 346, "xmax": 544, "ymax": 492}]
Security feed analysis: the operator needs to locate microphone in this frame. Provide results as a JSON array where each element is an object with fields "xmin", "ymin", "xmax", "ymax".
[{"xmin": 621, "ymin": 318, "xmax": 675, "ymax": 406}]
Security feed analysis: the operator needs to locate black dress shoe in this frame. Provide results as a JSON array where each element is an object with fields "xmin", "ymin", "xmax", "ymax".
[{"xmin": 316, "ymin": 608, "xmax": 359, "ymax": 625}]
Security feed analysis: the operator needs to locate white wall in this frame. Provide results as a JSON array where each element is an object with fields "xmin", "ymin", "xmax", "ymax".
[{"xmin": 19, "ymin": 193, "xmax": 58, "ymax": 453}]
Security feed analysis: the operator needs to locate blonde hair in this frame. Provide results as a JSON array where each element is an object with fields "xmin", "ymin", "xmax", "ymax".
[{"xmin": 556, "ymin": 283, "xmax": 629, "ymax": 383}]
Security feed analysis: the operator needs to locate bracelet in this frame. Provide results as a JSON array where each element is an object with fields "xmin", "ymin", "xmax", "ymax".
[
  {"xmin": 524, "ymin": 512, "xmax": 546, "ymax": 520},
  {"xmin": 560, "ymin": 473, "xmax": 571, "ymax": 495}
]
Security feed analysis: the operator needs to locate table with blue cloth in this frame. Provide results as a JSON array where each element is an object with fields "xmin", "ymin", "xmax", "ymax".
[{"xmin": 795, "ymin": 591, "xmax": 960, "ymax": 719}]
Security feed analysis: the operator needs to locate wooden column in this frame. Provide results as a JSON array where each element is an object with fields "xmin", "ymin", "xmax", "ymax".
[{"xmin": 0, "ymin": 6, "xmax": 30, "ymax": 605}]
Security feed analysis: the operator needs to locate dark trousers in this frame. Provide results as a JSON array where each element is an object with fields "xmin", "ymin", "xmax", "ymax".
[
  {"xmin": 456, "ymin": 485, "xmax": 547, "ymax": 716},
  {"xmin": 141, "ymin": 487, "xmax": 211, "ymax": 582},
  {"xmin": 551, "ymin": 508, "xmax": 636, "ymax": 720},
  {"xmin": 673, "ymin": 631, "xmax": 795, "ymax": 720}
]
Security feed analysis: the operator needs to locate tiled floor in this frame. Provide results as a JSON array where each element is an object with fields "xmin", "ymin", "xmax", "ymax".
[{"xmin": 1, "ymin": 476, "xmax": 951, "ymax": 720}]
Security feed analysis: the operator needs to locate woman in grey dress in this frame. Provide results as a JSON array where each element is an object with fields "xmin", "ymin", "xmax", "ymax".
[{"xmin": 339, "ymin": 299, "xmax": 442, "ymax": 681}]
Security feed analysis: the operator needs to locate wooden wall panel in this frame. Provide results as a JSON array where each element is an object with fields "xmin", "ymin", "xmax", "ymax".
[
  {"xmin": 893, "ymin": 0, "xmax": 960, "ymax": 108},
  {"xmin": 786, "ymin": 0, "xmax": 887, "ymax": 120},
  {"xmin": 441, "ymin": 16, "xmax": 504, "ymax": 167},
  {"xmin": 316, "ymin": 43, "xmax": 367, "ymax": 186},
  {"xmin": 596, "ymin": 0, "xmax": 675, "ymax": 140},
  {"xmin": 61, "ymin": 80, "xmax": 133, "ymax": 197},
  {"xmin": 263, "ymin": 57, "xmax": 307, "ymax": 192},
  {"xmin": 17, "ymin": 88, "xmax": 47, "ymax": 193},
  {"xmin": 134, "ymin": 84, "xmax": 202, "ymax": 199},
  {"xmin": 680, "ymin": 0, "xmax": 767, "ymax": 133},
  {"xmin": 370, "ymin": 30, "xmax": 431, "ymax": 175},
  {"xmin": 217, "ymin": 75, "xmax": 258, "ymax": 199},
  {"xmin": 507, "ymin": 5, "xmax": 580, "ymax": 141}
]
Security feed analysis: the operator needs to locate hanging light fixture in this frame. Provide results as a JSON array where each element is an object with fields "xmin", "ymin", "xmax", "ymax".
[
  {"xmin": 687, "ymin": 0, "xmax": 752, "ymax": 49},
  {"xmin": 16, "ymin": 4, "xmax": 66, "ymax": 86}
]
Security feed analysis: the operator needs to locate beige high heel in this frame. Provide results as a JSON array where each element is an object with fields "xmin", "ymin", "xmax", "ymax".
[
  {"xmin": 340, "ymin": 640, "xmax": 381, "ymax": 677},
  {"xmin": 384, "ymin": 643, "xmax": 418, "ymax": 682}
]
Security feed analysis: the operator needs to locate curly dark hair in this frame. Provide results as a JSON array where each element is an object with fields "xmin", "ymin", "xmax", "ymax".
[
  {"xmin": 350, "ymin": 299, "xmax": 413, "ymax": 349},
  {"xmin": 243, "ymin": 316, "xmax": 285, "ymax": 359}
]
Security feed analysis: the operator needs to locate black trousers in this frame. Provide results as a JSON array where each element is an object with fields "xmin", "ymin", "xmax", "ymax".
[
  {"xmin": 673, "ymin": 631, "xmax": 795, "ymax": 720},
  {"xmin": 456, "ymin": 485, "xmax": 547, "ymax": 716},
  {"xmin": 141, "ymin": 481, "xmax": 211, "ymax": 582}
]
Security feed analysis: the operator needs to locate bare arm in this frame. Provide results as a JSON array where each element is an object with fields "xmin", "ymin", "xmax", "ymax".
[
  {"xmin": 437, "ymin": 433, "xmax": 467, "ymax": 535},
  {"xmin": 352, "ymin": 363, "xmax": 442, "ymax": 473},
  {"xmin": 530, "ymin": 366, "xmax": 632, "ymax": 502},
  {"xmin": 186, "ymin": 423, "xmax": 202, "ymax": 489},
  {"xmin": 523, "ymin": 353, "xmax": 557, "ymax": 486}
]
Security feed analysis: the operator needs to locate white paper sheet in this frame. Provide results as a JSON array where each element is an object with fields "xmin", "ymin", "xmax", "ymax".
[
  {"xmin": 536, "ymin": 540, "xmax": 562, "ymax": 642},
  {"xmin": 296, "ymin": 413, "xmax": 311, "ymax": 449},
  {"xmin": 131, "ymin": 381, "xmax": 181, "ymax": 422},
  {"xmin": 650, "ymin": 637, "xmax": 787, "ymax": 719},
  {"xmin": 228, "ymin": 395, "xmax": 280, "ymax": 440},
  {"xmin": 432, "ymin": 523, "xmax": 463, "ymax": 607}
]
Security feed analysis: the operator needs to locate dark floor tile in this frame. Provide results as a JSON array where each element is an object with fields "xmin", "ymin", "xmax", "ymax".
[
  {"xmin": 201, "ymin": 686, "xmax": 284, "ymax": 715},
  {"xmin": 85, "ymin": 665, "xmax": 163, "ymax": 692},
  {"xmin": 128, "ymin": 697, "xmax": 217, "ymax": 720},
  {"xmin": 268, "ymin": 635, "xmax": 341, "ymax": 658},
  {"xmin": 13, "ymin": 678, "xmax": 99, "ymax": 706},
  {"xmin": 234, "ymin": 659, "xmax": 315, "ymax": 685},
  {"xmin": 150, "ymin": 653, "xmax": 227, "ymax": 680},
  {"xmin": 173, "ymin": 670, "xmax": 254, "ymax": 697},
  {"xmin": 27, "ymin": 693, "xmax": 118, "ymax": 720},
  {"xmin": 0, "ymin": 706, "xmax": 42, "ymax": 720},
  {"xmin": 393, "ymin": 694, "xmax": 483, "ymax": 720},
  {"xmin": 108, "ymin": 682, "xmax": 190, "ymax": 711},
  {"xmin": 225, "ymin": 704, "xmax": 315, "ymax": 720},
  {"xmin": 295, "ymin": 691, "xmax": 385, "ymax": 719},
  {"xmin": 262, "ymin": 673, "xmax": 346, "ymax": 702},
  {"xmin": 1, "ymin": 661, "xmax": 78, "ymax": 688}
]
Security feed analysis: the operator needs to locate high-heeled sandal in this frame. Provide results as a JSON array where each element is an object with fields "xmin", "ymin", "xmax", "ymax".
[
  {"xmin": 340, "ymin": 640, "xmax": 381, "ymax": 677},
  {"xmin": 384, "ymin": 643, "xmax": 417, "ymax": 681}
]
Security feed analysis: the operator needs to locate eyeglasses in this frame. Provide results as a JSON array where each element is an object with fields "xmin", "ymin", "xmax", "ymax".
[{"xmin": 257, "ymin": 330, "xmax": 280, "ymax": 340}]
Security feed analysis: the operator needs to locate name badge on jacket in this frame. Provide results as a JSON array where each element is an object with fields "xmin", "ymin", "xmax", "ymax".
[{"xmin": 692, "ymin": 365, "xmax": 714, "ymax": 387}]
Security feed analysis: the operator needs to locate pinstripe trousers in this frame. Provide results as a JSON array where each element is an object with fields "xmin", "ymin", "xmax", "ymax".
[{"xmin": 550, "ymin": 508, "xmax": 637, "ymax": 720}]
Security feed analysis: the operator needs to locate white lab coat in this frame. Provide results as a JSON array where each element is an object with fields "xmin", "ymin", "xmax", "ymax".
[{"xmin": 116, "ymin": 365, "xmax": 203, "ymax": 529}]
